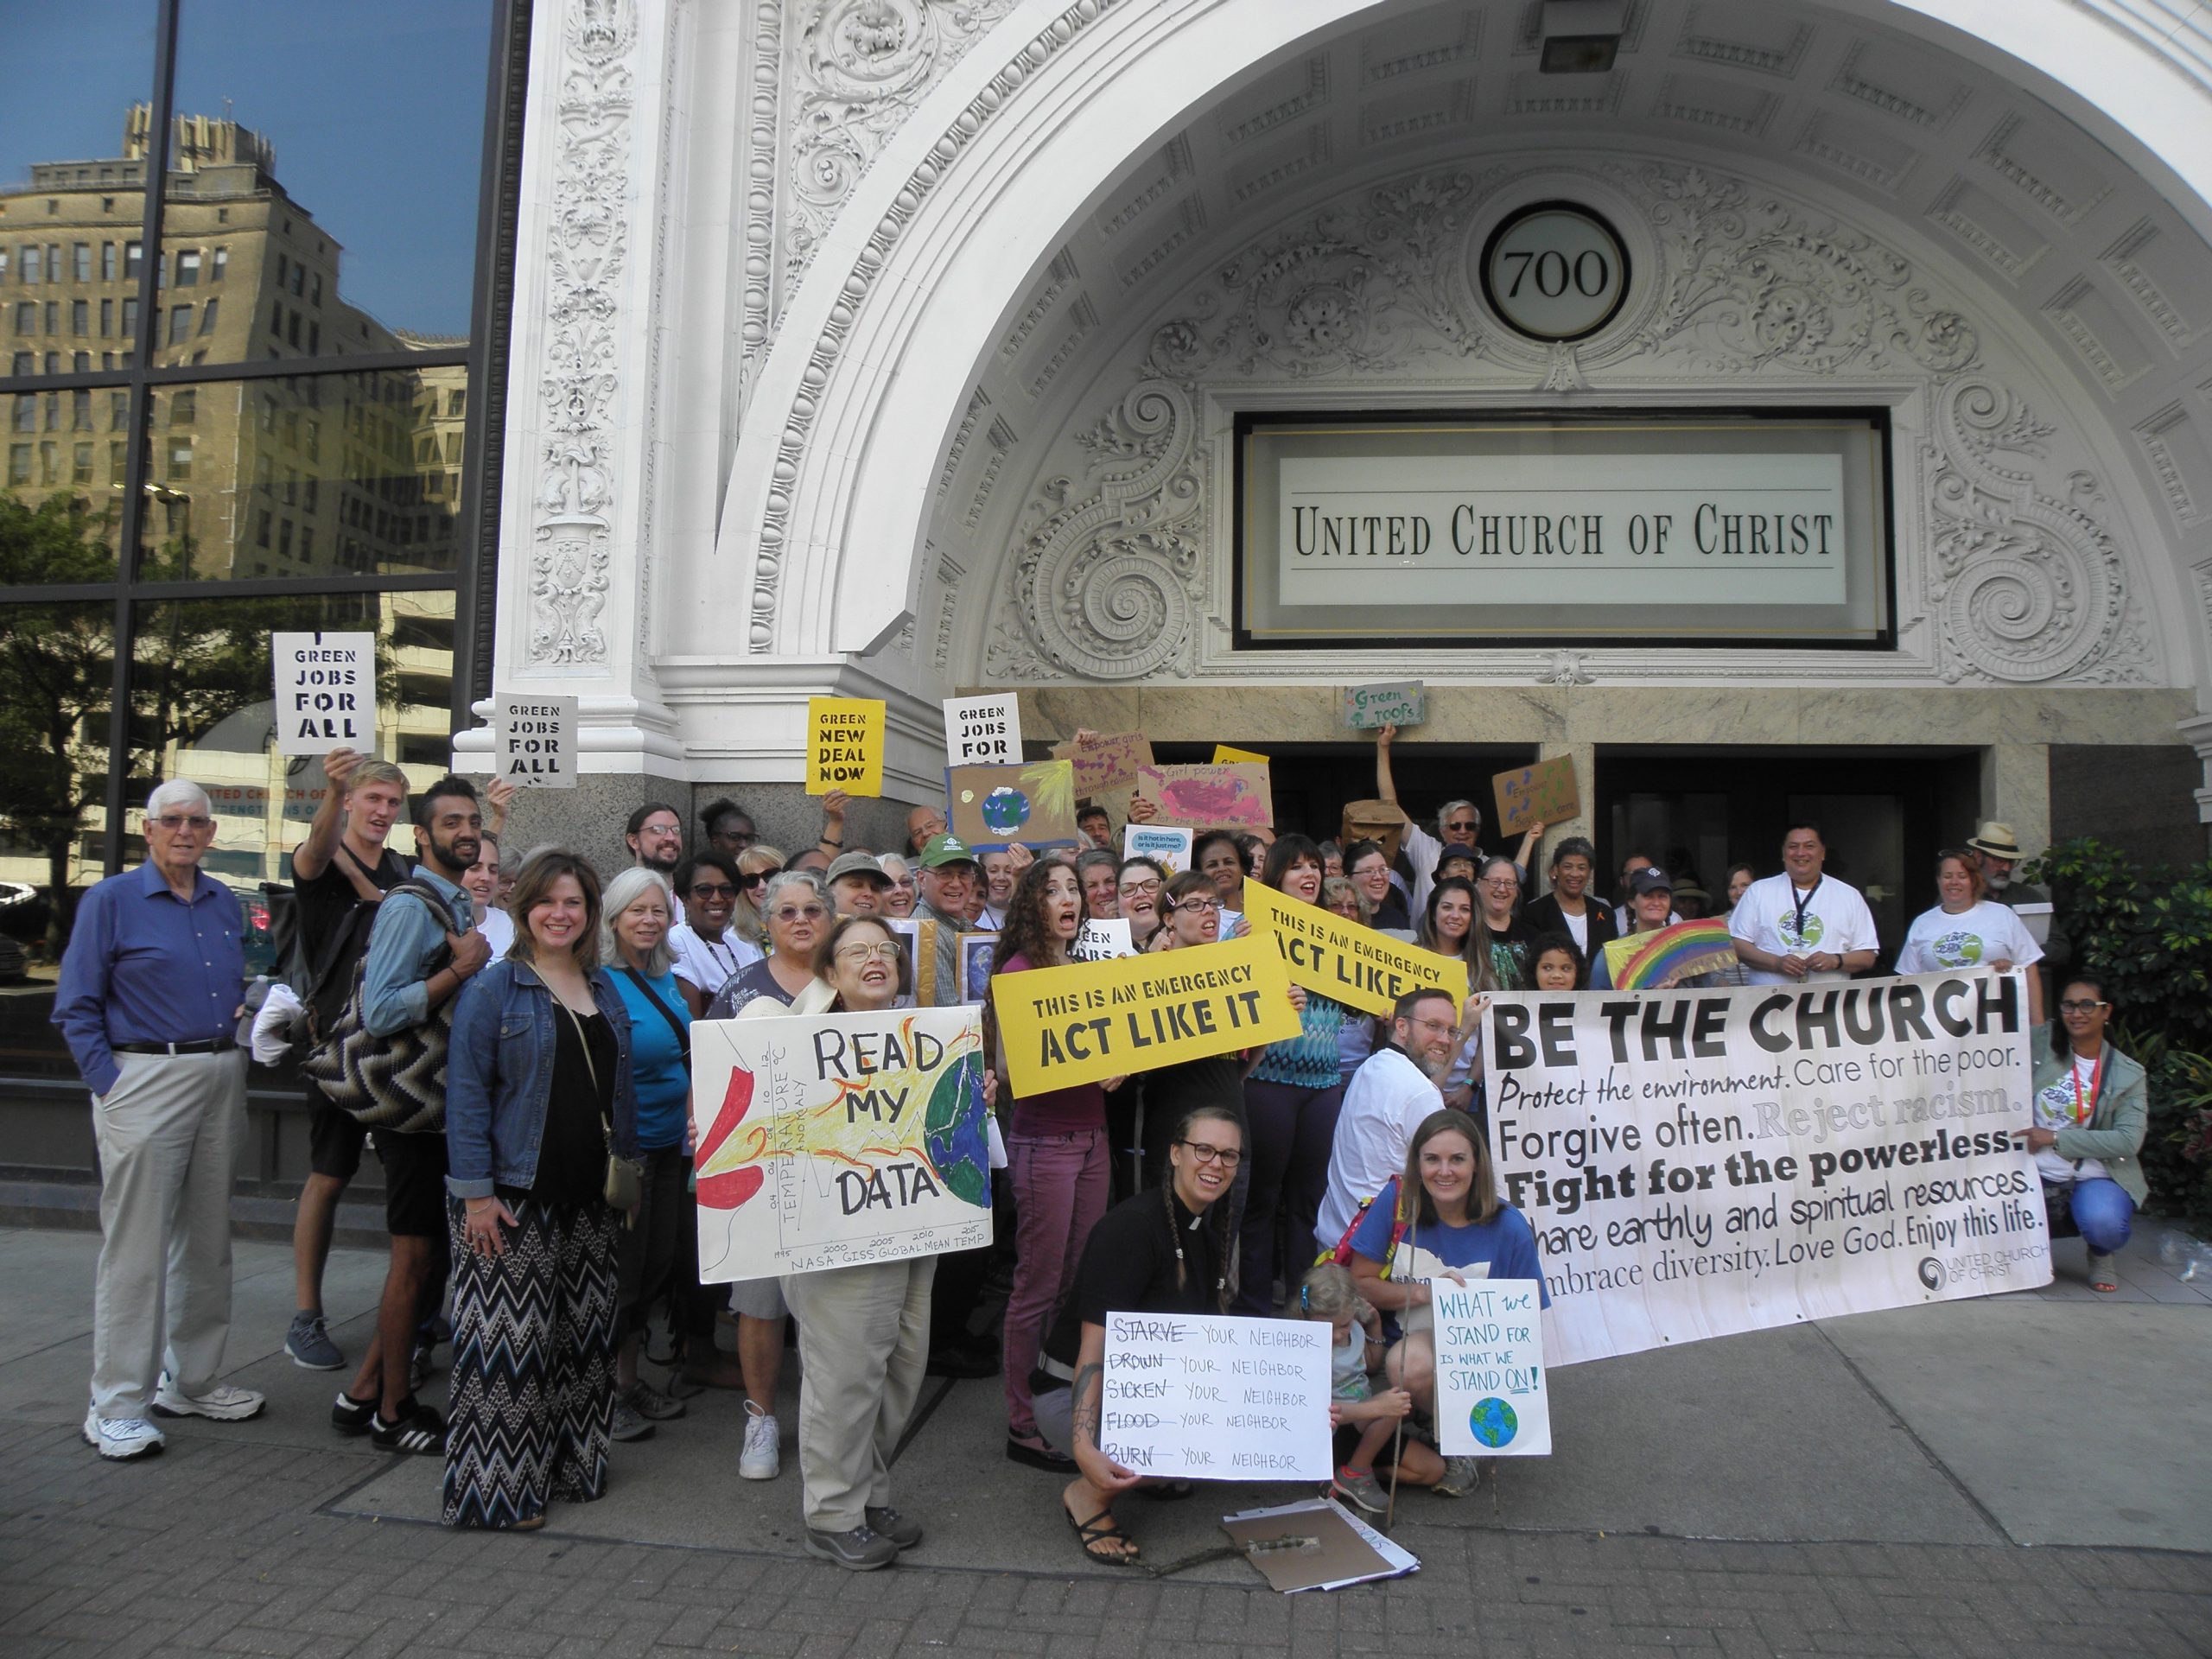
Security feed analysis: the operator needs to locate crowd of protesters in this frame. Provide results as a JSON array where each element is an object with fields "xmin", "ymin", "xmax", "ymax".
[{"xmin": 51, "ymin": 731, "xmax": 2147, "ymax": 1569}]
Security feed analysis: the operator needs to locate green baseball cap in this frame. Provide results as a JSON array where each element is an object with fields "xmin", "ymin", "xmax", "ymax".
[{"xmin": 918, "ymin": 832, "xmax": 980, "ymax": 869}]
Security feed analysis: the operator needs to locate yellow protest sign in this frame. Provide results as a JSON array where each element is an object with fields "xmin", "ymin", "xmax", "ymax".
[
  {"xmin": 807, "ymin": 696, "xmax": 886, "ymax": 796},
  {"xmin": 1241, "ymin": 879, "xmax": 1468, "ymax": 1019},
  {"xmin": 990, "ymin": 932, "xmax": 1302, "ymax": 1098},
  {"xmin": 1212, "ymin": 744, "xmax": 1269, "ymax": 766}
]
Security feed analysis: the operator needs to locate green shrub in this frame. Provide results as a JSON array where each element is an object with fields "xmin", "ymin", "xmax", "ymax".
[{"xmin": 2028, "ymin": 837, "xmax": 2212, "ymax": 1226}]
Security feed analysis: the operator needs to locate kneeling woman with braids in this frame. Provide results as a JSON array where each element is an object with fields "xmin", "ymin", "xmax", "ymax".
[{"xmin": 1026, "ymin": 1104, "xmax": 1243, "ymax": 1567}]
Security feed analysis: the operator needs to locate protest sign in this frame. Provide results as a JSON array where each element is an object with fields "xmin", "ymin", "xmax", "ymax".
[
  {"xmin": 1492, "ymin": 754, "xmax": 1579, "ymax": 836},
  {"xmin": 946, "ymin": 760, "xmax": 1079, "ymax": 850},
  {"xmin": 1068, "ymin": 918, "xmax": 1135, "ymax": 962},
  {"xmin": 494, "ymin": 693, "xmax": 578, "ymax": 789},
  {"xmin": 957, "ymin": 931, "xmax": 995, "ymax": 1003},
  {"xmin": 1341, "ymin": 681, "xmax": 1427, "ymax": 730},
  {"xmin": 1052, "ymin": 730, "xmax": 1153, "ymax": 795},
  {"xmin": 1137, "ymin": 763, "xmax": 1274, "ymax": 830},
  {"xmin": 807, "ymin": 697, "xmax": 885, "ymax": 796},
  {"xmin": 1240, "ymin": 879, "xmax": 1466, "ymax": 1019},
  {"xmin": 990, "ymin": 931, "xmax": 1301, "ymax": 1096},
  {"xmin": 690, "ymin": 1006, "xmax": 991, "ymax": 1281},
  {"xmin": 1124, "ymin": 823, "xmax": 1194, "ymax": 874},
  {"xmin": 1213, "ymin": 744, "xmax": 1269, "ymax": 765},
  {"xmin": 1483, "ymin": 970, "xmax": 2050, "ymax": 1366},
  {"xmin": 944, "ymin": 694, "xmax": 1022, "ymax": 767},
  {"xmin": 887, "ymin": 916, "xmax": 940, "ymax": 1007},
  {"xmin": 1101, "ymin": 1312, "xmax": 1332, "ymax": 1481},
  {"xmin": 271, "ymin": 632, "xmax": 374, "ymax": 756},
  {"xmin": 1433, "ymin": 1281, "xmax": 1550, "ymax": 1457}
]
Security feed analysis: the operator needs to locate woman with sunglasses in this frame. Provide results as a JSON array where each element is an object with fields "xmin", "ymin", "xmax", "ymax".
[
  {"xmin": 728, "ymin": 845, "xmax": 787, "ymax": 951},
  {"xmin": 668, "ymin": 851, "xmax": 763, "ymax": 1015},
  {"xmin": 2025, "ymin": 976, "xmax": 2148, "ymax": 1293},
  {"xmin": 1027, "ymin": 1103, "xmax": 1244, "ymax": 1566},
  {"xmin": 993, "ymin": 861, "xmax": 1120, "ymax": 1471},
  {"xmin": 708, "ymin": 872, "xmax": 836, "ymax": 1020}
]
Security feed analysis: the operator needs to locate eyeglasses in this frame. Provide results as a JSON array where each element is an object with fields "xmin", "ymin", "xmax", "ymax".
[
  {"xmin": 1178, "ymin": 1140, "xmax": 1243, "ymax": 1168},
  {"xmin": 1405, "ymin": 1015, "xmax": 1458, "ymax": 1036},
  {"xmin": 1444, "ymin": 819, "xmax": 1478, "ymax": 834},
  {"xmin": 1479, "ymin": 877, "xmax": 1517, "ymax": 892},
  {"xmin": 1119, "ymin": 879, "xmax": 1160, "ymax": 897},
  {"xmin": 1170, "ymin": 897, "xmax": 1221, "ymax": 913},
  {"xmin": 772, "ymin": 905, "xmax": 829, "ymax": 925},
  {"xmin": 716, "ymin": 831, "xmax": 757, "ymax": 849},
  {"xmin": 690, "ymin": 883, "xmax": 736, "ymax": 899},
  {"xmin": 834, "ymin": 941, "xmax": 904, "ymax": 963},
  {"xmin": 152, "ymin": 814, "xmax": 213, "ymax": 831},
  {"xmin": 2058, "ymin": 999, "xmax": 2107, "ymax": 1014}
]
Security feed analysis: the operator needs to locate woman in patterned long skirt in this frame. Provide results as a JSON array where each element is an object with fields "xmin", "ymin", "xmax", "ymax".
[{"xmin": 442, "ymin": 848, "xmax": 641, "ymax": 1529}]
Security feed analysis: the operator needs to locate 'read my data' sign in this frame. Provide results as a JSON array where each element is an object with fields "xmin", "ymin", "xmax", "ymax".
[{"xmin": 1484, "ymin": 970, "xmax": 2051, "ymax": 1366}]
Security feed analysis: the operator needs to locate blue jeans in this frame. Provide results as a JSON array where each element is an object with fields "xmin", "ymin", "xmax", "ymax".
[{"xmin": 2052, "ymin": 1177, "xmax": 2135, "ymax": 1255}]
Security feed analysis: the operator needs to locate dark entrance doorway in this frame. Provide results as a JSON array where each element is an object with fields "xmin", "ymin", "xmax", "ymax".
[{"xmin": 1595, "ymin": 747, "xmax": 1983, "ymax": 974}]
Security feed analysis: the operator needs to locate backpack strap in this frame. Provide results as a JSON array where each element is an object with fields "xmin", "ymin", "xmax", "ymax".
[{"xmin": 618, "ymin": 966, "xmax": 690, "ymax": 1062}]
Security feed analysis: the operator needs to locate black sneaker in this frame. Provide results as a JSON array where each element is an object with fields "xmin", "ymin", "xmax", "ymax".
[
  {"xmin": 370, "ymin": 1402, "xmax": 446, "ymax": 1455},
  {"xmin": 331, "ymin": 1390, "xmax": 376, "ymax": 1436},
  {"xmin": 804, "ymin": 1523, "xmax": 898, "ymax": 1571},
  {"xmin": 864, "ymin": 1505, "xmax": 923, "ymax": 1550}
]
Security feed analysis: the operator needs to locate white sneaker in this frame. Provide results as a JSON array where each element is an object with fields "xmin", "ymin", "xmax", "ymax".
[
  {"xmin": 740, "ymin": 1400, "xmax": 779, "ymax": 1480},
  {"xmin": 152, "ymin": 1376, "xmax": 266, "ymax": 1421},
  {"xmin": 82, "ymin": 1408, "xmax": 165, "ymax": 1459}
]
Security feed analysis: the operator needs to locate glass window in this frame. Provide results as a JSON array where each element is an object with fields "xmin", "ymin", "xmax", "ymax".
[
  {"xmin": 99, "ymin": 297, "xmax": 113, "ymax": 336},
  {"xmin": 168, "ymin": 304, "xmax": 193, "ymax": 345},
  {"xmin": 70, "ymin": 300, "xmax": 88, "ymax": 336},
  {"xmin": 72, "ymin": 442, "xmax": 92, "ymax": 484},
  {"xmin": 22, "ymin": 248, "xmax": 42, "ymax": 285},
  {"xmin": 72, "ymin": 390, "xmax": 92, "ymax": 430},
  {"xmin": 211, "ymin": 247, "xmax": 227, "ymax": 282},
  {"xmin": 73, "ymin": 244, "xmax": 92, "ymax": 283},
  {"xmin": 11, "ymin": 302, "xmax": 31, "ymax": 335},
  {"xmin": 120, "ymin": 296, "xmax": 137, "ymax": 336},
  {"xmin": 198, "ymin": 296, "xmax": 219, "ymax": 335},
  {"xmin": 171, "ymin": 389, "xmax": 196, "ymax": 425},
  {"xmin": 73, "ymin": 351, "xmax": 91, "ymax": 373},
  {"xmin": 11, "ymin": 395, "xmax": 35, "ymax": 434},
  {"xmin": 0, "ymin": 251, "xmax": 9, "ymax": 283},
  {"xmin": 176, "ymin": 249, "xmax": 201, "ymax": 287},
  {"xmin": 109, "ymin": 391, "xmax": 128, "ymax": 430},
  {"xmin": 101, "ymin": 242, "xmax": 118, "ymax": 282},
  {"xmin": 168, "ymin": 440, "xmax": 193, "ymax": 480},
  {"xmin": 124, "ymin": 242, "xmax": 142, "ymax": 281},
  {"xmin": 5, "ymin": 445, "xmax": 28, "ymax": 485},
  {"xmin": 10, "ymin": 353, "xmax": 29, "ymax": 376}
]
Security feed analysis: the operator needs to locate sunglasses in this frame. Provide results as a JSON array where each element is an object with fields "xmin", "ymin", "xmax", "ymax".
[
  {"xmin": 2058, "ymin": 999, "xmax": 2107, "ymax": 1014},
  {"xmin": 690, "ymin": 883, "xmax": 736, "ymax": 899},
  {"xmin": 738, "ymin": 873, "xmax": 768, "ymax": 891}
]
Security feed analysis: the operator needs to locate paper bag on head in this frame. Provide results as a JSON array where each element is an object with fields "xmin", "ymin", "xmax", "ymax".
[{"xmin": 1340, "ymin": 798, "xmax": 1408, "ymax": 863}]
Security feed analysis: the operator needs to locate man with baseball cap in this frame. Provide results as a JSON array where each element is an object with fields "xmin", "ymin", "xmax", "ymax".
[
  {"xmin": 824, "ymin": 850, "xmax": 893, "ymax": 917},
  {"xmin": 910, "ymin": 834, "xmax": 979, "ymax": 1008}
]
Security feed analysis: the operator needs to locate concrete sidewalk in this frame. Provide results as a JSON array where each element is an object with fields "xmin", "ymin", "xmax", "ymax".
[{"xmin": 2, "ymin": 1220, "xmax": 2208, "ymax": 1656}]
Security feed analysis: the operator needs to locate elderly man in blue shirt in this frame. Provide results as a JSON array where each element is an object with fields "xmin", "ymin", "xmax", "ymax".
[{"xmin": 55, "ymin": 779, "xmax": 264, "ymax": 1459}]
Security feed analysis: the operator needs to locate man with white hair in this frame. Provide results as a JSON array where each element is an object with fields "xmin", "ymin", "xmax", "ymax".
[
  {"xmin": 54, "ymin": 779, "xmax": 264, "ymax": 1459},
  {"xmin": 1371, "ymin": 724, "xmax": 1541, "ymax": 912}
]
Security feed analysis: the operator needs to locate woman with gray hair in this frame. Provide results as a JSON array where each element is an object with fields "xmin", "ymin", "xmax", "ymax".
[
  {"xmin": 708, "ymin": 871, "xmax": 836, "ymax": 1020},
  {"xmin": 599, "ymin": 868, "xmax": 700, "ymax": 1443}
]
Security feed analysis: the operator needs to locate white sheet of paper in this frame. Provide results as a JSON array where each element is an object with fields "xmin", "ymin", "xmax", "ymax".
[
  {"xmin": 1102, "ymin": 1312, "xmax": 1332, "ymax": 1481},
  {"xmin": 1432, "ymin": 1279, "xmax": 1551, "ymax": 1457},
  {"xmin": 271, "ymin": 632, "xmax": 375, "ymax": 757},
  {"xmin": 944, "ymin": 695, "xmax": 1022, "ymax": 767},
  {"xmin": 1123, "ymin": 823, "xmax": 1194, "ymax": 875},
  {"xmin": 1068, "ymin": 918, "xmax": 1135, "ymax": 961}
]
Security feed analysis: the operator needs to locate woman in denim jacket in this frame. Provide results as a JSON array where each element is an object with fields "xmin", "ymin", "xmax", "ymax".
[
  {"xmin": 2026, "ymin": 972, "xmax": 2148, "ymax": 1293},
  {"xmin": 441, "ymin": 848, "xmax": 641, "ymax": 1529}
]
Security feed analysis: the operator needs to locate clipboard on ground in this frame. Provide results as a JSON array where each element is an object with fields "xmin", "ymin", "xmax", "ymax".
[{"xmin": 1219, "ymin": 1496, "xmax": 1420, "ymax": 1593}]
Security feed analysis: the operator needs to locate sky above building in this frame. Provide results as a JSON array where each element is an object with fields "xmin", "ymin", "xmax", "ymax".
[{"xmin": 0, "ymin": 0, "xmax": 491, "ymax": 337}]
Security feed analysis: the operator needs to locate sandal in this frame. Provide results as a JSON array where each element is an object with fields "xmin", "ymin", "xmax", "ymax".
[
  {"xmin": 1065, "ymin": 1503, "xmax": 1139, "ymax": 1566},
  {"xmin": 1006, "ymin": 1434, "xmax": 1072, "ymax": 1471},
  {"xmin": 2088, "ymin": 1253, "xmax": 2120, "ymax": 1293}
]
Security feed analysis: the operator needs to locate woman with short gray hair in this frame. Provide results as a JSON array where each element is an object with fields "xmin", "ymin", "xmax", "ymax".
[{"xmin": 708, "ymin": 871, "xmax": 835, "ymax": 1020}]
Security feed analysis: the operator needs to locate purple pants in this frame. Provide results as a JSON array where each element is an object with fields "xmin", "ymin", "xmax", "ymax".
[
  {"xmin": 1001, "ymin": 1125, "xmax": 1109, "ymax": 1438},
  {"xmin": 1236, "ymin": 1077, "xmax": 1344, "ymax": 1317}
]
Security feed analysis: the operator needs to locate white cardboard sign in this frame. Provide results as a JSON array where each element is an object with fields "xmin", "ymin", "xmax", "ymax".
[
  {"xmin": 1433, "ymin": 1279, "xmax": 1551, "ymax": 1456},
  {"xmin": 1122, "ymin": 823, "xmax": 1195, "ymax": 876},
  {"xmin": 1100, "ymin": 1311, "xmax": 1332, "ymax": 1482},
  {"xmin": 495, "ymin": 693, "xmax": 579, "ymax": 789},
  {"xmin": 1067, "ymin": 918, "xmax": 1135, "ymax": 962},
  {"xmin": 944, "ymin": 695, "xmax": 1022, "ymax": 768},
  {"xmin": 272, "ymin": 632, "xmax": 376, "ymax": 756}
]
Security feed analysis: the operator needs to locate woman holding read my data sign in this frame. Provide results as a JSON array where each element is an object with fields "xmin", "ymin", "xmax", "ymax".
[
  {"xmin": 2024, "ymin": 974, "xmax": 2147, "ymax": 1294},
  {"xmin": 1345, "ymin": 1109, "xmax": 1548, "ymax": 1498}
]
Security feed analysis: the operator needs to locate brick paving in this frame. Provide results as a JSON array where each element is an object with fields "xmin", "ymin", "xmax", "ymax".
[{"xmin": 3, "ymin": 1412, "xmax": 2208, "ymax": 1659}]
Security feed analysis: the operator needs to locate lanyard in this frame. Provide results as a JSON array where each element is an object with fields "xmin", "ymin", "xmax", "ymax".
[
  {"xmin": 2068, "ymin": 1052, "xmax": 2103, "ymax": 1126},
  {"xmin": 1790, "ymin": 879, "xmax": 1821, "ymax": 943}
]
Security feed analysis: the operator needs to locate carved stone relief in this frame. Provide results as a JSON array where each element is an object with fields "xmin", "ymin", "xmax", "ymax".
[
  {"xmin": 981, "ymin": 157, "xmax": 2161, "ymax": 689},
  {"xmin": 525, "ymin": 0, "xmax": 633, "ymax": 666}
]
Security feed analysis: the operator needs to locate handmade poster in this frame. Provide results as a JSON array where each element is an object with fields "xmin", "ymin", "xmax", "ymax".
[
  {"xmin": 1213, "ymin": 744, "xmax": 1269, "ymax": 765},
  {"xmin": 990, "ymin": 931, "xmax": 1302, "ymax": 1096},
  {"xmin": 1483, "ymin": 969, "xmax": 2051, "ymax": 1366},
  {"xmin": 1051, "ymin": 730, "xmax": 1154, "ymax": 795},
  {"xmin": 1341, "ymin": 681, "xmax": 1427, "ymax": 731},
  {"xmin": 1123, "ymin": 823, "xmax": 1195, "ymax": 875},
  {"xmin": 1241, "ymin": 880, "xmax": 1467, "ymax": 1020},
  {"xmin": 1136, "ymin": 763, "xmax": 1274, "ymax": 830},
  {"xmin": 1221, "ymin": 1497, "xmax": 1420, "ymax": 1593},
  {"xmin": 887, "ymin": 916, "xmax": 939, "ymax": 1007},
  {"xmin": 944, "ymin": 694, "xmax": 1022, "ymax": 767},
  {"xmin": 690, "ymin": 1006, "xmax": 991, "ymax": 1281},
  {"xmin": 807, "ymin": 697, "xmax": 885, "ymax": 796},
  {"xmin": 1068, "ymin": 918, "xmax": 1135, "ymax": 962},
  {"xmin": 494, "ymin": 693, "xmax": 578, "ymax": 789},
  {"xmin": 271, "ymin": 631, "xmax": 375, "ymax": 756},
  {"xmin": 1492, "ymin": 755, "xmax": 1578, "ymax": 836},
  {"xmin": 1433, "ymin": 1280, "xmax": 1551, "ymax": 1457},
  {"xmin": 1100, "ymin": 1312, "xmax": 1331, "ymax": 1481},
  {"xmin": 946, "ymin": 760, "xmax": 1079, "ymax": 850},
  {"xmin": 1601, "ymin": 919, "xmax": 1737, "ymax": 990},
  {"xmin": 957, "ymin": 931, "xmax": 995, "ymax": 1003}
]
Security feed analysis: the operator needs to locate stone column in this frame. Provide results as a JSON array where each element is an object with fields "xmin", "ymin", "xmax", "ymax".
[{"xmin": 1980, "ymin": 742, "xmax": 2051, "ymax": 856}]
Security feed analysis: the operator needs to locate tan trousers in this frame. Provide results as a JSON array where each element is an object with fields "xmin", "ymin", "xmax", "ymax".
[
  {"xmin": 89, "ymin": 1048, "xmax": 246, "ymax": 1419},
  {"xmin": 780, "ymin": 1255, "xmax": 934, "ymax": 1533}
]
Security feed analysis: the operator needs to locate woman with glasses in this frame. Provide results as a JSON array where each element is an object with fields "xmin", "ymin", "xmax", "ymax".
[
  {"xmin": 1322, "ymin": 876, "xmax": 1381, "ymax": 1085},
  {"xmin": 1346, "ymin": 1109, "xmax": 1548, "ymax": 1501},
  {"xmin": 728, "ymin": 845, "xmax": 788, "ymax": 951},
  {"xmin": 1236, "ymin": 836, "xmax": 1343, "ymax": 1316},
  {"xmin": 1344, "ymin": 838, "xmax": 1411, "ymax": 933},
  {"xmin": 993, "ymin": 861, "xmax": 1119, "ymax": 1471},
  {"xmin": 1027, "ymin": 1103, "xmax": 1244, "ymax": 1566},
  {"xmin": 708, "ymin": 872, "xmax": 836, "ymax": 1020},
  {"xmin": 877, "ymin": 852, "xmax": 918, "ymax": 919},
  {"xmin": 1471, "ymin": 855, "xmax": 1535, "ymax": 993},
  {"xmin": 1124, "ymin": 872, "xmax": 1259, "ymax": 1192},
  {"xmin": 2026, "ymin": 976, "xmax": 2148, "ymax": 1293},
  {"xmin": 1117, "ymin": 856, "xmax": 1171, "ymax": 950},
  {"xmin": 1418, "ymin": 876, "xmax": 1497, "ymax": 1119},
  {"xmin": 1898, "ymin": 850, "xmax": 2045, "ymax": 1024},
  {"xmin": 668, "ymin": 851, "xmax": 763, "ymax": 1014}
]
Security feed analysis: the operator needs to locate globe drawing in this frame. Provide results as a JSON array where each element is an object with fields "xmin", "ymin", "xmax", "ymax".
[
  {"xmin": 980, "ymin": 786, "xmax": 1032, "ymax": 836},
  {"xmin": 1470, "ymin": 1396, "xmax": 1518, "ymax": 1449}
]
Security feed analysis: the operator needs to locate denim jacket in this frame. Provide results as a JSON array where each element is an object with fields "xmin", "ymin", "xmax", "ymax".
[{"xmin": 444, "ymin": 957, "xmax": 641, "ymax": 1199}]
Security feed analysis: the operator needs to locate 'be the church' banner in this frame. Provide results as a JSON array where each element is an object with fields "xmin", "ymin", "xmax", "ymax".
[{"xmin": 1484, "ymin": 971, "xmax": 2051, "ymax": 1366}]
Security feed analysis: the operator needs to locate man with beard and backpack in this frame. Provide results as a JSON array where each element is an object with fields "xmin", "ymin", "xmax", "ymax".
[{"xmin": 321, "ymin": 777, "xmax": 491, "ymax": 1453}]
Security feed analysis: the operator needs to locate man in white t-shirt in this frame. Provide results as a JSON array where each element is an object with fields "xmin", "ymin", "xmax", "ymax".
[
  {"xmin": 1314, "ymin": 987, "xmax": 1460, "ymax": 1254},
  {"xmin": 1730, "ymin": 823, "xmax": 1879, "ymax": 986}
]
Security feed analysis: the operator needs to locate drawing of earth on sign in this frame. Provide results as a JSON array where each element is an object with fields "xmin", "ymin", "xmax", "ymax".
[
  {"xmin": 1470, "ymin": 1397, "xmax": 1519, "ymax": 1449},
  {"xmin": 979, "ymin": 787, "xmax": 1031, "ymax": 837},
  {"xmin": 922, "ymin": 1052, "xmax": 990, "ymax": 1207}
]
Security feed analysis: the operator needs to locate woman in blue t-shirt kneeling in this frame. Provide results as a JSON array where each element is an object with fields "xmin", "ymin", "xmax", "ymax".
[{"xmin": 1345, "ymin": 1109, "xmax": 1548, "ymax": 1497}]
